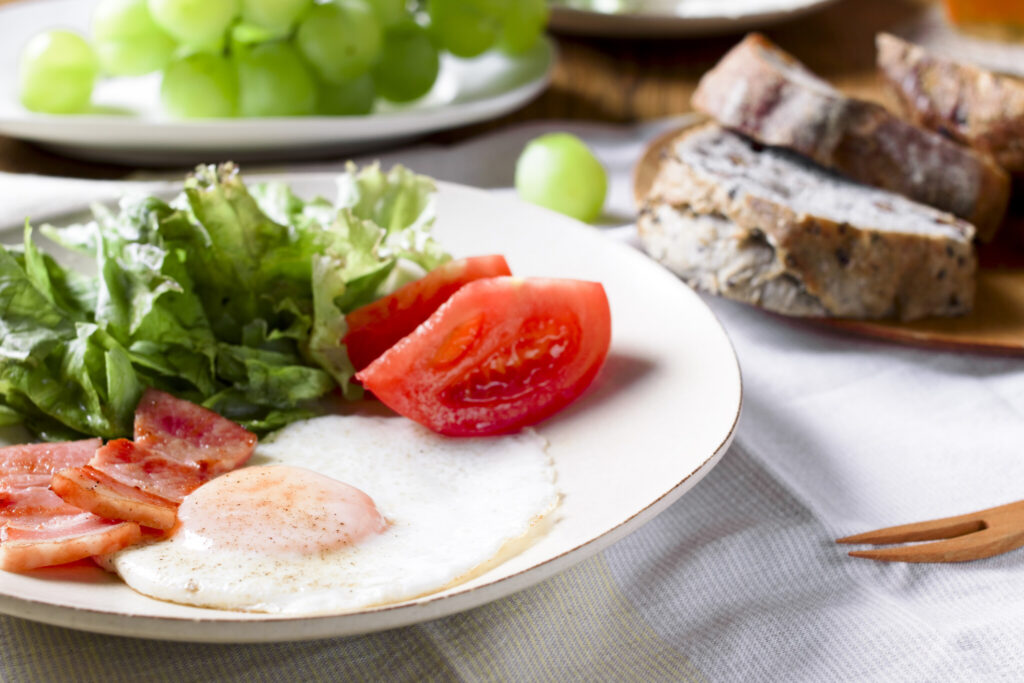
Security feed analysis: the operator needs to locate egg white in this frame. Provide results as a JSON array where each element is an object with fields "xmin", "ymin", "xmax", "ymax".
[{"xmin": 106, "ymin": 415, "xmax": 559, "ymax": 614}]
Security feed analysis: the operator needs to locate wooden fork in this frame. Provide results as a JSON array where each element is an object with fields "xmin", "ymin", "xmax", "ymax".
[{"xmin": 836, "ymin": 499, "xmax": 1024, "ymax": 563}]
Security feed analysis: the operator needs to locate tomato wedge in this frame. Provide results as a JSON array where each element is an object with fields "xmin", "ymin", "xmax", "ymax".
[
  {"xmin": 356, "ymin": 277, "xmax": 611, "ymax": 436},
  {"xmin": 343, "ymin": 255, "xmax": 512, "ymax": 370}
]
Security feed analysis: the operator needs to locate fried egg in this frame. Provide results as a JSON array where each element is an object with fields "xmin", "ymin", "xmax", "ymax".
[{"xmin": 106, "ymin": 415, "xmax": 559, "ymax": 614}]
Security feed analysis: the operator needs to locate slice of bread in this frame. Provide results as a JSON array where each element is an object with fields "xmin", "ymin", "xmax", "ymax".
[
  {"xmin": 638, "ymin": 124, "xmax": 977, "ymax": 321},
  {"xmin": 877, "ymin": 33, "xmax": 1024, "ymax": 174},
  {"xmin": 691, "ymin": 33, "xmax": 1010, "ymax": 241}
]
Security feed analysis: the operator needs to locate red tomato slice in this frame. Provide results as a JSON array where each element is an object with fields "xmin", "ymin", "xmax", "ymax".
[
  {"xmin": 343, "ymin": 255, "xmax": 512, "ymax": 370},
  {"xmin": 356, "ymin": 277, "xmax": 612, "ymax": 436}
]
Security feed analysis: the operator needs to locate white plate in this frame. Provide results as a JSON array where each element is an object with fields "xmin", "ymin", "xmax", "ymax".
[
  {"xmin": 0, "ymin": 175, "xmax": 742, "ymax": 642},
  {"xmin": 0, "ymin": 0, "xmax": 553, "ymax": 165},
  {"xmin": 549, "ymin": 0, "xmax": 840, "ymax": 37}
]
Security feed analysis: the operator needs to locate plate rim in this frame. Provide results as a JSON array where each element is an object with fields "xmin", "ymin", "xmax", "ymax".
[
  {"xmin": 548, "ymin": 0, "xmax": 841, "ymax": 37},
  {"xmin": 0, "ymin": 176, "xmax": 743, "ymax": 642}
]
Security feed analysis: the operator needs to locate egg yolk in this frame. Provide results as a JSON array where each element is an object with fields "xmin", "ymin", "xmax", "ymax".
[{"xmin": 177, "ymin": 466, "xmax": 386, "ymax": 556}]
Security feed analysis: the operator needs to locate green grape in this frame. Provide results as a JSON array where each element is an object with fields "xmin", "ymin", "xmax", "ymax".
[
  {"xmin": 240, "ymin": 0, "xmax": 313, "ymax": 35},
  {"xmin": 295, "ymin": 1, "xmax": 382, "ymax": 85},
  {"xmin": 428, "ymin": 0, "xmax": 508, "ymax": 59},
  {"xmin": 317, "ymin": 73, "xmax": 375, "ymax": 115},
  {"xmin": 515, "ymin": 133, "xmax": 607, "ymax": 223},
  {"xmin": 147, "ymin": 0, "xmax": 239, "ymax": 48},
  {"xmin": 92, "ymin": 0, "xmax": 177, "ymax": 76},
  {"xmin": 235, "ymin": 41, "xmax": 316, "ymax": 116},
  {"xmin": 161, "ymin": 52, "xmax": 237, "ymax": 117},
  {"xmin": 372, "ymin": 20, "xmax": 439, "ymax": 103},
  {"xmin": 19, "ymin": 30, "xmax": 99, "ymax": 114},
  {"xmin": 498, "ymin": 0, "xmax": 548, "ymax": 55},
  {"xmin": 365, "ymin": 0, "xmax": 406, "ymax": 28},
  {"xmin": 230, "ymin": 22, "xmax": 280, "ymax": 46}
]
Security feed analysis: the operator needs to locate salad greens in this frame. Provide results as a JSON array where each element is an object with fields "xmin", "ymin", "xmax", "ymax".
[{"xmin": 0, "ymin": 162, "xmax": 448, "ymax": 441}]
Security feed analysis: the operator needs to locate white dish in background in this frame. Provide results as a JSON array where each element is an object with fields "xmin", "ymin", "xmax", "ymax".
[
  {"xmin": 549, "ymin": 0, "xmax": 840, "ymax": 38},
  {"xmin": 0, "ymin": 174, "xmax": 742, "ymax": 643},
  {"xmin": 0, "ymin": 0, "xmax": 553, "ymax": 166}
]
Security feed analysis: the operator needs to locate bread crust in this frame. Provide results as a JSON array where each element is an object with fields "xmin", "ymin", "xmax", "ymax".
[
  {"xmin": 639, "ymin": 124, "xmax": 977, "ymax": 321},
  {"xmin": 877, "ymin": 32, "xmax": 1024, "ymax": 174},
  {"xmin": 692, "ymin": 33, "xmax": 1010, "ymax": 241}
]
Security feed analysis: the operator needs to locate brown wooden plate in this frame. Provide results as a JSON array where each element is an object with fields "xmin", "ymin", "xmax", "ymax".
[{"xmin": 634, "ymin": 122, "xmax": 1024, "ymax": 355}]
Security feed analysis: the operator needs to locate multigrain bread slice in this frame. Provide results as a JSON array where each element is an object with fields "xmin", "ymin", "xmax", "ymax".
[
  {"xmin": 877, "ymin": 32, "xmax": 1024, "ymax": 174},
  {"xmin": 691, "ymin": 33, "xmax": 1010, "ymax": 240},
  {"xmin": 638, "ymin": 123, "xmax": 977, "ymax": 321}
]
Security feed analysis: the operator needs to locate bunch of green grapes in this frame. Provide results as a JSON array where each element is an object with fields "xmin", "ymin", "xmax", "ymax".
[{"xmin": 18, "ymin": 0, "xmax": 549, "ymax": 117}]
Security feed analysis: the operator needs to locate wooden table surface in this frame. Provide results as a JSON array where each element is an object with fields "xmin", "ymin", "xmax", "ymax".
[{"xmin": 0, "ymin": 0, "xmax": 932, "ymax": 178}]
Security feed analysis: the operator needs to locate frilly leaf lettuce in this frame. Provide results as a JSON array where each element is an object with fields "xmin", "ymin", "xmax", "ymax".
[
  {"xmin": 0, "ymin": 229, "xmax": 140, "ymax": 439},
  {"xmin": 6, "ymin": 162, "xmax": 448, "ymax": 439},
  {"xmin": 309, "ymin": 254, "xmax": 359, "ymax": 399}
]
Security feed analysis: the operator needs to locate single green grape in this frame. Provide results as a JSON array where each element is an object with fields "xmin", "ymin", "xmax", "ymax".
[
  {"xmin": 428, "ymin": 0, "xmax": 508, "ymax": 59},
  {"xmin": 235, "ymin": 41, "xmax": 317, "ymax": 116},
  {"xmin": 317, "ymin": 73, "xmax": 375, "ymax": 115},
  {"xmin": 230, "ymin": 22, "xmax": 280, "ymax": 46},
  {"xmin": 147, "ymin": 0, "xmax": 239, "ymax": 48},
  {"xmin": 365, "ymin": 0, "xmax": 406, "ymax": 28},
  {"xmin": 295, "ymin": 0, "xmax": 382, "ymax": 84},
  {"xmin": 19, "ymin": 30, "xmax": 99, "ymax": 114},
  {"xmin": 498, "ymin": 0, "xmax": 548, "ymax": 55},
  {"xmin": 92, "ymin": 0, "xmax": 177, "ymax": 76},
  {"xmin": 515, "ymin": 133, "xmax": 608, "ymax": 223},
  {"xmin": 240, "ymin": 0, "xmax": 314, "ymax": 36},
  {"xmin": 161, "ymin": 52, "xmax": 237, "ymax": 117},
  {"xmin": 372, "ymin": 20, "xmax": 439, "ymax": 103}
]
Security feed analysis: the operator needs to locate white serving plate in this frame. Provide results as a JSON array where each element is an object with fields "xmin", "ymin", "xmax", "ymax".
[
  {"xmin": 0, "ymin": 0, "xmax": 553, "ymax": 165},
  {"xmin": 0, "ymin": 174, "xmax": 742, "ymax": 642},
  {"xmin": 549, "ymin": 0, "xmax": 840, "ymax": 38}
]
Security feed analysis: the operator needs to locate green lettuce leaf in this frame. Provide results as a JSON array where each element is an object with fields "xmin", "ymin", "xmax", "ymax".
[
  {"xmin": 9, "ymin": 162, "xmax": 448, "ymax": 440},
  {"xmin": 0, "ymin": 232, "xmax": 141, "ymax": 439},
  {"xmin": 308, "ymin": 255, "xmax": 358, "ymax": 399}
]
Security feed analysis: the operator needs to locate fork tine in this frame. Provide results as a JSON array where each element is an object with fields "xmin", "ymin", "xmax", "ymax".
[
  {"xmin": 836, "ymin": 515, "xmax": 985, "ymax": 545},
  {"xmin": 847, "ymin": 527, "xmax": 1024, "ymax": 563}
]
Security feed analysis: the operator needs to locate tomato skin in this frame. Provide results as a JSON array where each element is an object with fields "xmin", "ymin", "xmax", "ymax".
[
  {"xmin": 343, "ymin": 255, "xmax": 512, "ymax": 371},
  {"xmin": 356, "ymin": 277, "xmax": 611, "ymax": 436}
]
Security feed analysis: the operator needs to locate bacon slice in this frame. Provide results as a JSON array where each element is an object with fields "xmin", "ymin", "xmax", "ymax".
[
  {"xmin": 91, "ymin": 439, "xmax": 203, "ymax": 502},
  {"xmin": 0, "ymin": 440, "xmax": 142, "ymax": 572},
  {"xmin": 134, "ymin": 388, "xmax": 257, "ymax": 474},
  {"xmin": 54, "ymin": 390, "xmax": 257, "ymax": 529},
  {"xmin": 0, "ymin": 439, "xmax": 98, "ymax": 475},
  {"xmin": 1, "ymin": 515, "xmax": 141, "ymax": 572},
  {"xmin": 51, "ymin": 466, "xmax": 178, "ymax": 531}
]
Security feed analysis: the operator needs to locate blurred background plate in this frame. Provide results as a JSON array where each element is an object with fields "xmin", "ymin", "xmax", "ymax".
[
  {"xmin": 0, "ymin": 0, "xmax": 553, "ymax": 166},
  {"xmin": 548, "ymin": 0, "xmax": 841, "ymax": 38}
]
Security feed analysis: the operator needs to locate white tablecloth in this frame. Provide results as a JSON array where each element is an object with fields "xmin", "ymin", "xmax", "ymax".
[{"xmin": 1, "ymin": 119, "xmax": 1022, "ymax": 682}]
